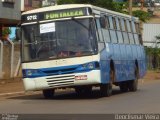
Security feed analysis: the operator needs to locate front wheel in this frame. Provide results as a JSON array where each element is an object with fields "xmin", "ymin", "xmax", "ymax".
[
  {"xmin": 100, "ymin": 83, "xmax": 112, "ymax": 97},
  {"xmin": 100, "ymin": 69, "xmax": 114, "ymax": 97},
  {"xmin": 43, "ymin": 89, "xmax": 55, "ymax": 99}
]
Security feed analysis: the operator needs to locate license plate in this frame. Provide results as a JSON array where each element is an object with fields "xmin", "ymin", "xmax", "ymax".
[{"xmin": 75, "ymin": 75, "xmax": 87, "ymax": 80}]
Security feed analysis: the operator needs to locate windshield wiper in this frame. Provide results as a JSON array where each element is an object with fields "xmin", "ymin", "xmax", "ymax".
[{"xmin": 71, "ymin": 17, "xmax": 89, "ymax": 30}]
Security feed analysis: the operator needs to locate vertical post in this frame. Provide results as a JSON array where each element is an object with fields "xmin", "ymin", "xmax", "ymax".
[
  {"xmin": 0, "ymin": 40, "xmax": 3, "ymax": 79},
  {"xmin": 129, "ymin": 0, "xmax": 133, "ymax": 15},
  {"xmin": 21, "ymin": 0, "xmax": 24, "ymax": 11},
  {"xmin": 141, "ymin": 0, "xmax": 144, "ymax": 10},
  {"xmin": 14, "ymin": 57, "xmax": 21, "ymax": 77},
  {"xmin": 55, "ymin": 0, "xmax": 57, "ymax": 5},
  {"xmin": 7, "ymin": 39, "xmax": 14, "ymax": 78}
]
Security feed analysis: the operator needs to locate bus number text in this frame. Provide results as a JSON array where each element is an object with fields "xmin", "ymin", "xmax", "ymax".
[{"xmin": 27, "ymin": 15, "xmax": 37, "ymax": 21}]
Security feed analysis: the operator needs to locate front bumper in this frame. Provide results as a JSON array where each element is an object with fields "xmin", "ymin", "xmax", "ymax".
[{"xmin": 23, "ymin": 70, "xmax": 101, "ymax": 91}]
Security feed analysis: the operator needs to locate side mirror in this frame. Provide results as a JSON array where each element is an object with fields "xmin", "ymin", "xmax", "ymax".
[
  {"xmin": 16, "ymin": 28, "xmax": 21, "ymax": 40},
  {"xmin": 99, "ymin": 16, "xmax": 106, "ymax": 28}
]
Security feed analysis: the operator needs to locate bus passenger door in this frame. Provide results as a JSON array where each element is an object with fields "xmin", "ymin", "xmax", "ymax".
[{"xmin": 95, "ymin": 17, "xmax": 110, "ymax": 84}]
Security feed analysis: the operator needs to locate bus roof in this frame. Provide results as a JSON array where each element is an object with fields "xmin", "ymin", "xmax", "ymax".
[{"xmin": 22, "ymin": 4, "xmax": 138, "ymax": 21}]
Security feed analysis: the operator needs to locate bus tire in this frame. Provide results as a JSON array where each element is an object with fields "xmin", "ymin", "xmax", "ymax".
[
  {"xmin": 43, "ymin": 89, "xmax": 54, "ymax": 99},
  {"xmin": 100, "ymin": 67, "xmax": 113, "ymax": 97},
  {"xmin": 119, "ymin": 82, "xmax": 128, "ymax": 92},
  {"xmin": 100, "ymin": 83, "xmax": 112, "ymax": 97},
  {"xmin": 128, "ymin": 67, "xmax": 138, "ymax": 92}
]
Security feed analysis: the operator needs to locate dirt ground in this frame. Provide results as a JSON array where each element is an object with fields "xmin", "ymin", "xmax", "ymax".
[
  {"xmin": 0, "ymin": 77, "xmax": 24, "ymax": 94},
  {"xmin": 143, "ymin": 70, "xmax": 160, "ymax": 81},
  {"xmin": 0, "ymin": 71, "xmax": 159, "ymax": 95}
]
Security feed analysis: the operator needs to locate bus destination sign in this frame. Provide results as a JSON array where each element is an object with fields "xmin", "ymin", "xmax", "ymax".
[
  {"xmin": 22, "ymin": 8, "xmax": 91, "ymax": 23},
  {"xmin": 45, "ymin": 9, "xmax": 84, "ymax": 20}
]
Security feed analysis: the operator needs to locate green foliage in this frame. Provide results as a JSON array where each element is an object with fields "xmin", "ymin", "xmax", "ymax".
[
  {"xmin": 109, "ymin": 2, "xmax": 125, "ymax": 12},
  {"xmin": 155, "ymin": 34, "xmax": 160, "ymax": 57},
  {"xmin": 57, "ymin": 0, "xmax": 96, "ymax": 4},
  {"xmin": 132, "ymin": 10, "xmax": 150, "ymax": 22},
  {"xmin": 57, "ymin": 0, "xmax": 151, "ymax": 23},
  {"xmin": 92, "ymin": 0, "xmax": 114, "ymax": 10},
  {"xmin": 57, "ymin": 0, "xmax": 125, "ymax": 12},
  {"xmin": 2, "ymin": 27, "xmax": 11, "ymax": 36},
  {"xmin": 145, "ymin": 47, "xmax": 160, "ymax": 55},
  {"xmin": 156, "ymin": 35, "xmax": 160, "ymax": 40},
  {"xmin": 145, "ymin": 35, "xmax": 160, "ymax": 57},
  {"xmin": 57, "ymin": 0, "xmax": 77, "ymax": 4}
]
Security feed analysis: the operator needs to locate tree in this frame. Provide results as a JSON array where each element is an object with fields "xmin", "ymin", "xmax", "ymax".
[
  {"xmin": 132, "ymin": 10, "xmax": 150, "ymax": 22},
  {"xmin": 57, "ymin": 0, "xmax": 77, "ymax": 4},
  {"xmin": 2, "ymin": 27, "xmax": 11, "ymax": 41},
  {"xmin": 112, "ymin": 2, "xmax": 126, "ymax": 13},
  {"xmin": 156, "ymin": 35, "xmax": 160, "ymax": 41},
  {"xmin": 57, "ymin": 0, "xmax": 124, "ymax": 12},
  {"xmin": 145, "ymin": 34, "xmax": 160, "ymax": 69}
]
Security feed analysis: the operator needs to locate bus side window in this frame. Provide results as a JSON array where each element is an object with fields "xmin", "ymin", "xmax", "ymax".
[
  {"xmin": 129, "ymin": 21, "xmax": 135, "ymax": 44},
  {"xmin": 132, "ymin": 21, "xmax": 140, "ymax": 45},
  {"xmin": 115, "ymin": 17, "xmax": 123, "ymax": 43},
  {"xmin": 96, "ymin": 17, "xmax": 105, "ymax": 52},
  {"xmin": 96, "ymin": 18, "xmax": 104, "ymax": 42},
  {"xmin": 99, "ymin": 16, "xmax": 107, "ymax": 29},
  {"xmin": 109, "ymin": 16, "xmax": 118, "ymax": 43},
  {"xmin": 99, "ymin": 16, "xmax": 111, "ymax": 43},
  {"xmin": 126, "ymin": 20, "xmax": 134, "ymax": 44},
  {"xmin": 121, "ymin": 18, "xmax": 129, "ymax": 44}
]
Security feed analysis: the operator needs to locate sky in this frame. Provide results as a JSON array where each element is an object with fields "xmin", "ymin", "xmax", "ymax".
[{"xmin": 9, "ymin": 27, "xmax": 16, "ymax": 40}]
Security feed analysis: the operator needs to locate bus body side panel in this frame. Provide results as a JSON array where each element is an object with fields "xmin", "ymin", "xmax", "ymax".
[
  {"xmin": 131, "ymin": 45, "xmax": 146, "ymax": 79},
  {"xmin": 131, "ymin": 45, "xmax": 138, "ymax": 61},
  {"xmin": 142, "ymin": 46, "xmax": 147, "ymax": 77},
  {"xmin": 137, "ymin": 45, "xmax": 143, "ymax": 78},
  {"xmin": 112, "ymin": 44, "xmax": 122, "ymax": 82},
  {"xmin": 99, "ymin": 46, "xmax": 110, "ymax": 84},
  {"xmin": 126, "ymin": 45, "xmax": 135, "ymax": 80},
  {"xmin": 117, "ymin": 44, "xmax": 127, "ymax": 81},
  {"xmin": 99, "ymin": 43, "xmax": 118, "ymax": 84},
  {"xmin": 138, "ymin": 46, "xmax": 143, "ymax": 78},
  {"xmin": 138, "ymin": 46, "xmax": 147, "ymax": 78},
  {"xmin": 131, "ymin": 44, "xmax": 138, "ymax": 79}
]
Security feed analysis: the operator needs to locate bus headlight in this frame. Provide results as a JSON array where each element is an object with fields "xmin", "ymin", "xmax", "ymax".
[
  {"xmin": 23, "ymin": 69, "xmax": 44, "ymax": 78},
  {"xmin": 26, "ymin": 69, "xmax": 39, "ymax": 77},
  {"xmin": 82, "ymin": 63, "xmax": 94, "ymax": 70},
  {"xmin": 26, "ymin": 70, "xmax": 33, "ymax": 76},
  {"xmin": 88, "ymin": 63, "xmax": 94, "ymax": 69}
]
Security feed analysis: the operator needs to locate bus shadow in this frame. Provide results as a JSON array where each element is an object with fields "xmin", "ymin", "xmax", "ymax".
[
  {"xmin": 52, "ymin": 89, "xmax": 122, "ymax": 100},
  {"xmin": 7, "ymin": 88, "xmax": 128, "ymax": 100}
]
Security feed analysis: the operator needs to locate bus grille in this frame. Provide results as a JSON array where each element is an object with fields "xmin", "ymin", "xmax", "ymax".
[
  {"xmin": 46, "ymin": 75, "xmax": 75, "ymax": 88},
  {"xmin": 42, "ymin": 67, "xmax": 77, "ymax": 76}
]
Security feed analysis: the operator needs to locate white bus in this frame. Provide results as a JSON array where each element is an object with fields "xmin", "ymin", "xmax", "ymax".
[{"xmin": 21, "ymin": 4, "xmax": 146, "ymax": 98}]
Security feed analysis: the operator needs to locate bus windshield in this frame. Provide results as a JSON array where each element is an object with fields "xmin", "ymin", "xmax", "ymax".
[{"xmin": 22, "ymin": 18, "xmax": 98, "ymax": 62}]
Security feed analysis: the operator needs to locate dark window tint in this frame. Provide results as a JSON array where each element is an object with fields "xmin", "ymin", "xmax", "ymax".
[
  {"xmin": 96, "ymin": 19, "xmax": 104, "ymax": 42},
  {"xmin": 109, "ymin": 16, "xmax": 118, "ymax": 43},
  {"xmin": 115, "ymin": 17, "xmax": 123, "ymax": 43},
  {"xmin": 121, "ymin": 18, "xmax": 129, "ymax": 44}
]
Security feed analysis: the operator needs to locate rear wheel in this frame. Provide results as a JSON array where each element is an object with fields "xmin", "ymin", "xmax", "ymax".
[
  {"xmin": 43, "ymin": 89, "xmax": 55, "ymax": 99},
  {"xmin": 128, "ymin": 67, "xmax": 138, "ymax": 92}
]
